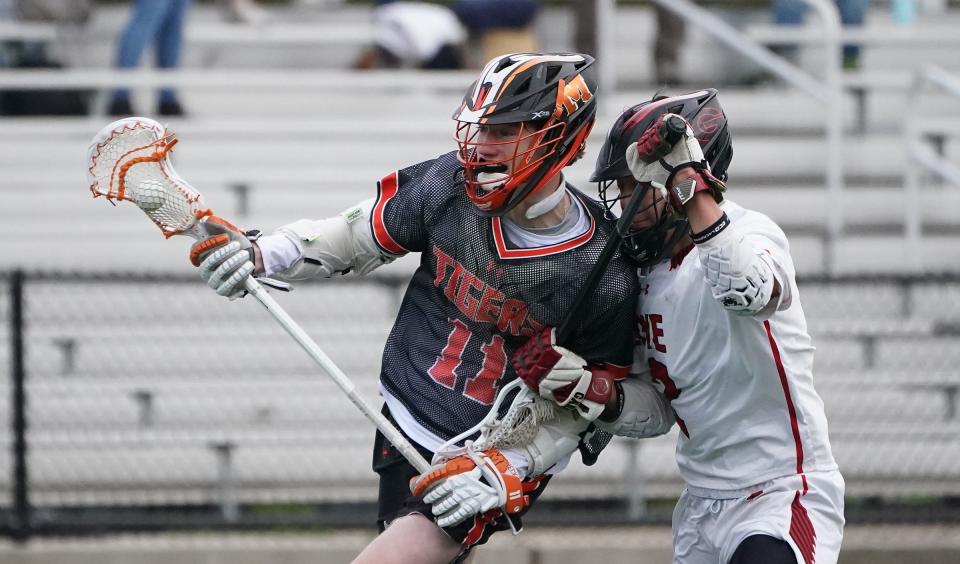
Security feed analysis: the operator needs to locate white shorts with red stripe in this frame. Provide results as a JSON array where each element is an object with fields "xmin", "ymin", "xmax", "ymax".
[{"xmin": 671, "ymin": 470, "xmax": 845, "ymax": 564}]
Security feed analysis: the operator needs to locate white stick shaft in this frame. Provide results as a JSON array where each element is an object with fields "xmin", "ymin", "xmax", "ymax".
[{"xmin": 242, "ymin": 277, "xmax": 431, "ymax": 473}]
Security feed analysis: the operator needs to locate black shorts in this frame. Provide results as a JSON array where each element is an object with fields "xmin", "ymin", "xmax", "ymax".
[{"xmin": 371, "ymin": 408, "xmax": 551, "ymax": 551}]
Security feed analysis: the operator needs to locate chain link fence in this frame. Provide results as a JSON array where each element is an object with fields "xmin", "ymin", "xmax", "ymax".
[{"xmin": 3, "ymin": 270, "xmax": 960, "ymax": 538}]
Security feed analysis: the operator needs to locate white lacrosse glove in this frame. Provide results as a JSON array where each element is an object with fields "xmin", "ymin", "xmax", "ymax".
[
  {"xmin": 190, "ymin": 215, "xmax": 289, "ymax": 299},
  {"xmin": 512, "ymin": 327, "xmax": 614, "ymax": 421},
  {"xmin": 410, "ymin": 449, "xmax": 527, "ymax": 528},
  {"xmin": 624, "ymin": 113, "xmax": 725, "ymax": 210},
  {"xmin": 190, "ymin": 215, "xmax": 254, "ymax": 299},
  {"xmin": 596, "ymin": 378, "xmax": 676, "ymax": 439}
]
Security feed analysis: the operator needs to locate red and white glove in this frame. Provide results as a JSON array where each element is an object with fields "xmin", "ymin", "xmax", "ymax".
[
  {"xmin": 625, "ymin": 113, "xmax": 725, "ymax": 210},
  {"xmin": 511, "ymin": 327, "xmax": 614, "ymax": 421},
  {"xmin": 410, "ymin": 449, "xmax": 527, "ymax": 528}
]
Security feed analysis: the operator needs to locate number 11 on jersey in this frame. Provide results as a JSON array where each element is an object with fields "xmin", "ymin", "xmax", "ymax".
[{"xmin": 428, "ymin": 318, "xmax": 507, "ymax": 405}]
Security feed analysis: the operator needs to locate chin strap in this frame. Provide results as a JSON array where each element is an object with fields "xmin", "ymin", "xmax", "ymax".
[{"xmin": 524, "ymin": 181, "xmax": 567, "ymax": 220}]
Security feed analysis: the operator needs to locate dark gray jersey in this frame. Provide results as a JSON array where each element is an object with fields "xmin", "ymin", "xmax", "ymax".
[{"xmin": 371, "ymin": 151, "xmax": 637, "ymax": 448}]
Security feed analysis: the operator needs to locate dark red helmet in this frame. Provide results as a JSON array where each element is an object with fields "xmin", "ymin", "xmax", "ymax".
[
  {"xmin": 591, "ymin": 89, "xmax": 732, "ymax": 184},
  {"xmin": 453, "ymin": 52, "xmax": 598, "ymax": 215},
  {"xmin": 591, "ymin": 89, "xmax": 733, "ymax": 268}
]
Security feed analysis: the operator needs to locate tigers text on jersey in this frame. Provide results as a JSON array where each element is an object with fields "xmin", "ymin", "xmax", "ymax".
[
  {"xmin": 371, "ymin": 151, "xmax": 636, "ymax": 451},
  {"xmin": 636, "ymin": 201, "xmax": 837, "ymax": 492}
]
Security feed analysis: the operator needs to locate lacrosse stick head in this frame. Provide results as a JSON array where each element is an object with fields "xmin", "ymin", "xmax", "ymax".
[
  {"xmin": 434, "ymin": 380, "xmax": 563, "ymax": 462},
  {"xmin": 87, "ymin": 117, "xmax": 212, "ymax": 238}
]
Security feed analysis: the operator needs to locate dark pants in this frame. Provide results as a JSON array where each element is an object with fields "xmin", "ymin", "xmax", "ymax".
[{"xmin": 113, "ymin": 0, "xmax": 192, "ymax": 103}]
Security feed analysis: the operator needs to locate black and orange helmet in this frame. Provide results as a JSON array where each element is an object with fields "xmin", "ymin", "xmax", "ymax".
[{"xmin": 453, "ymin": 52, "xmax": 598, "ymax": 215}]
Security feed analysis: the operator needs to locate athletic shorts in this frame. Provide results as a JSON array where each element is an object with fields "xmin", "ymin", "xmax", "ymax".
[
  {"xmin": 671, "ymin": 470, "xmax": 845, "ymax": 564},
  {"xmin": 371, "ymin": 408, "xmax": 551, "ymax": 552}
]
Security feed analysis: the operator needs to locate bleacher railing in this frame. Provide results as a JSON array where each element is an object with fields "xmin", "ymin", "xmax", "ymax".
[
  {"xmin": 649, "ymin": 0, "xmax": 845, "ymax": 274},
  {"xmin": 904, "ymin": 64, "xmax": 960, "ymax": 271}
]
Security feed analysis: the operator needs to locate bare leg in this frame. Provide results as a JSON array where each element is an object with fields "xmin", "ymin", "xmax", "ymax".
[{"xmin": 351, "ymin": 513, "xmax": 462, "ymax": 564}]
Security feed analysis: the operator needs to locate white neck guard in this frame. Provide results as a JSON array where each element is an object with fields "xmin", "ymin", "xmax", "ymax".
[{"xmin": 524, "ymin": 180, "xmax": 567, "ymax": 220}]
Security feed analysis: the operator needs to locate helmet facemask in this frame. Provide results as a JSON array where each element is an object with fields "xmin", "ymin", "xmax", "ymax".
[
  {"xmin": 455, "ymin": 118, "xmax": 567, "ymax": 214},
  {"xmin": 452, "ymin": 52, "xmax": 598, "ymax": 216},
  {"xmin": 591, "ymin": 88, "xmax": 733, "ymax": 268},
  {"xmin": 598, "ymin": 177, "xmax": 689, "ymax": 269}
]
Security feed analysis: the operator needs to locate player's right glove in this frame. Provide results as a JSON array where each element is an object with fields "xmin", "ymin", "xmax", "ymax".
[
  {"xmin": 190, "ymin": 215, "xmax": 257, "ymax": 299},
  {"xmin": 511, "ymin": 327, "xmax": 614, "ymax": 421},
  {"xmin": 410, "ymin": 449, "xmax": 528, "ymax": 528},
  {"xmin": 190, "ymin": 215, "xmax": 289, "ymax": 299},
  {"xmin": 625, "ymin": 113, "xmax": 725, "ymax": 210}
]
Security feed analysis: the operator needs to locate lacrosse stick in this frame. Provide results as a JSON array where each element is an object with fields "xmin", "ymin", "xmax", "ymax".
[
  {"xmin": 434, "ymin": 379, "xmax": 563, "ymax": 461},
  {"xmin": 86, "ymin": 117, "xmax": 430, "ymax": 474}
]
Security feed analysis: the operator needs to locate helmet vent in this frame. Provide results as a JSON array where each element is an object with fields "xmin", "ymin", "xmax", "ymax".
[
  {"xmin": 513, "ymin": 76, "xmax": 533, "ymax": 94},
  {"xmin": 495, "ymin": 57, "xmax": 515, "ymax": 73},
  {"xmin": 544, "ymin": 65, "xmax": 562, "ymax": 83}
]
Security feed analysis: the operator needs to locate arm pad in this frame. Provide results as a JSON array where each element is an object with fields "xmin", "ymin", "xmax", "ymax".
[
  {"xmin": 697, "ymin": 221, "xmax": 781, "ymax": 316},
  {"xmin": 271, "ymin": 199, "xmax": 393, "ymax": 280},
  {"xmin": 514, "ymin": 407, "xmax": 590, "ymax": 476},
  {"xmin": 596, "ymin": 378, "xmax": 675, "ymax": 439}
]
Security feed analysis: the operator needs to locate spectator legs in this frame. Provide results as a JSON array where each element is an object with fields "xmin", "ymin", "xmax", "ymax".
[
  {"xmin": 772, "ymin": 0, "xmax": 868, "ymax": 69},
  {"xmin": 114, "ymin": 0, "xmax": 173, "ymax": 103},
  {"xmin": 155, "ymin": 0, "xmax": 192, "ymax": 104},
  {"xmin": 654, "ymin": 6, "xmax": 686, "ymax": 86},
  {"xmin": 112, "ymin": 0, "xmax": 192, "ymax": 114}
]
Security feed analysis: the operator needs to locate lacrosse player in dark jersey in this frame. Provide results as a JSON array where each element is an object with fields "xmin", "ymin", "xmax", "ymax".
[{"xmin": 190, "ymin": 52, "xmax": 671, "ymax": 564}]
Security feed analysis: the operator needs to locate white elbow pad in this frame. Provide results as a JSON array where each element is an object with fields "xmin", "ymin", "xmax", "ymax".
[
  {"xmin": 596, "ymin": 379, "xmax": 675, "ymax": 439},
  {"xmin": 275, "ymin": 199, "xmax": 392, "ymax": 279},
  {"xmin": 698, "ymin": 223, "xmax": 777, "ymax": 315},
  {"xmin": 521, "ymin": 408, "xmax": 590, "ymax": 476}
]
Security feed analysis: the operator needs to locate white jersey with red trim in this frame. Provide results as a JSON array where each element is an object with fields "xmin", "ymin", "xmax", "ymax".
[{"xmin": 636, "ymin": 200, "xmax": 837, "ymax": 491}]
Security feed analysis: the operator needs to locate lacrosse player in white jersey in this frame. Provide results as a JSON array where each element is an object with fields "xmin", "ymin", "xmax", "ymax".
[{"xmin": 579, "ymin": 89, "xmax": 844, "ymax": 564}]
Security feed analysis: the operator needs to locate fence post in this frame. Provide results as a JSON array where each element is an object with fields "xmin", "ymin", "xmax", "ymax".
[
  {"xmin": 228, "ymin": 183, "xmax": 250, "ymax": 217},
  {"xmin": 625, "ymin": 440, "xmax": 647, "ymax": 521},
  {"xmin": 9, "ymin": 269, "xmax": 31, "ymax": 542},
  {"xmin": 211, "ymin": 441, "xmax": 239, "ymax": 523}
]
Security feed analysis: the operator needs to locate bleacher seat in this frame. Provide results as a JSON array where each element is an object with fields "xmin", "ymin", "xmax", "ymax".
[{"xmin": 875, "ymin": 337, "xmax": 960, "ymax": 371}]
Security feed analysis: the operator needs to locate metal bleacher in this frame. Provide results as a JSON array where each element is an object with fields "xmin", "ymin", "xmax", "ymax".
[{"xmin": 1, "ymin": 1, "xmax": 960, "ymax": 523}]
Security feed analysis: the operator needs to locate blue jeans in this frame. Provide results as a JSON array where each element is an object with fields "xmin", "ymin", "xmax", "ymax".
[
  {"xmin": 772, "ymin": 0, "xmax": 869, "ymax": 61},
  {"xmin": 113, "ymin": 0, "xmax": 192, "ymax": 103}
]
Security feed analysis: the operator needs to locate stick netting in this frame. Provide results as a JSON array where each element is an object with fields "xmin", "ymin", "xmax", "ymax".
[
  {"xmin": 434, "ymin": 380, "xmax": 566, "ymax": 464},
  {"xmin": 87, "ymin": 117, "xmax": 211, "ymax": 238}
]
